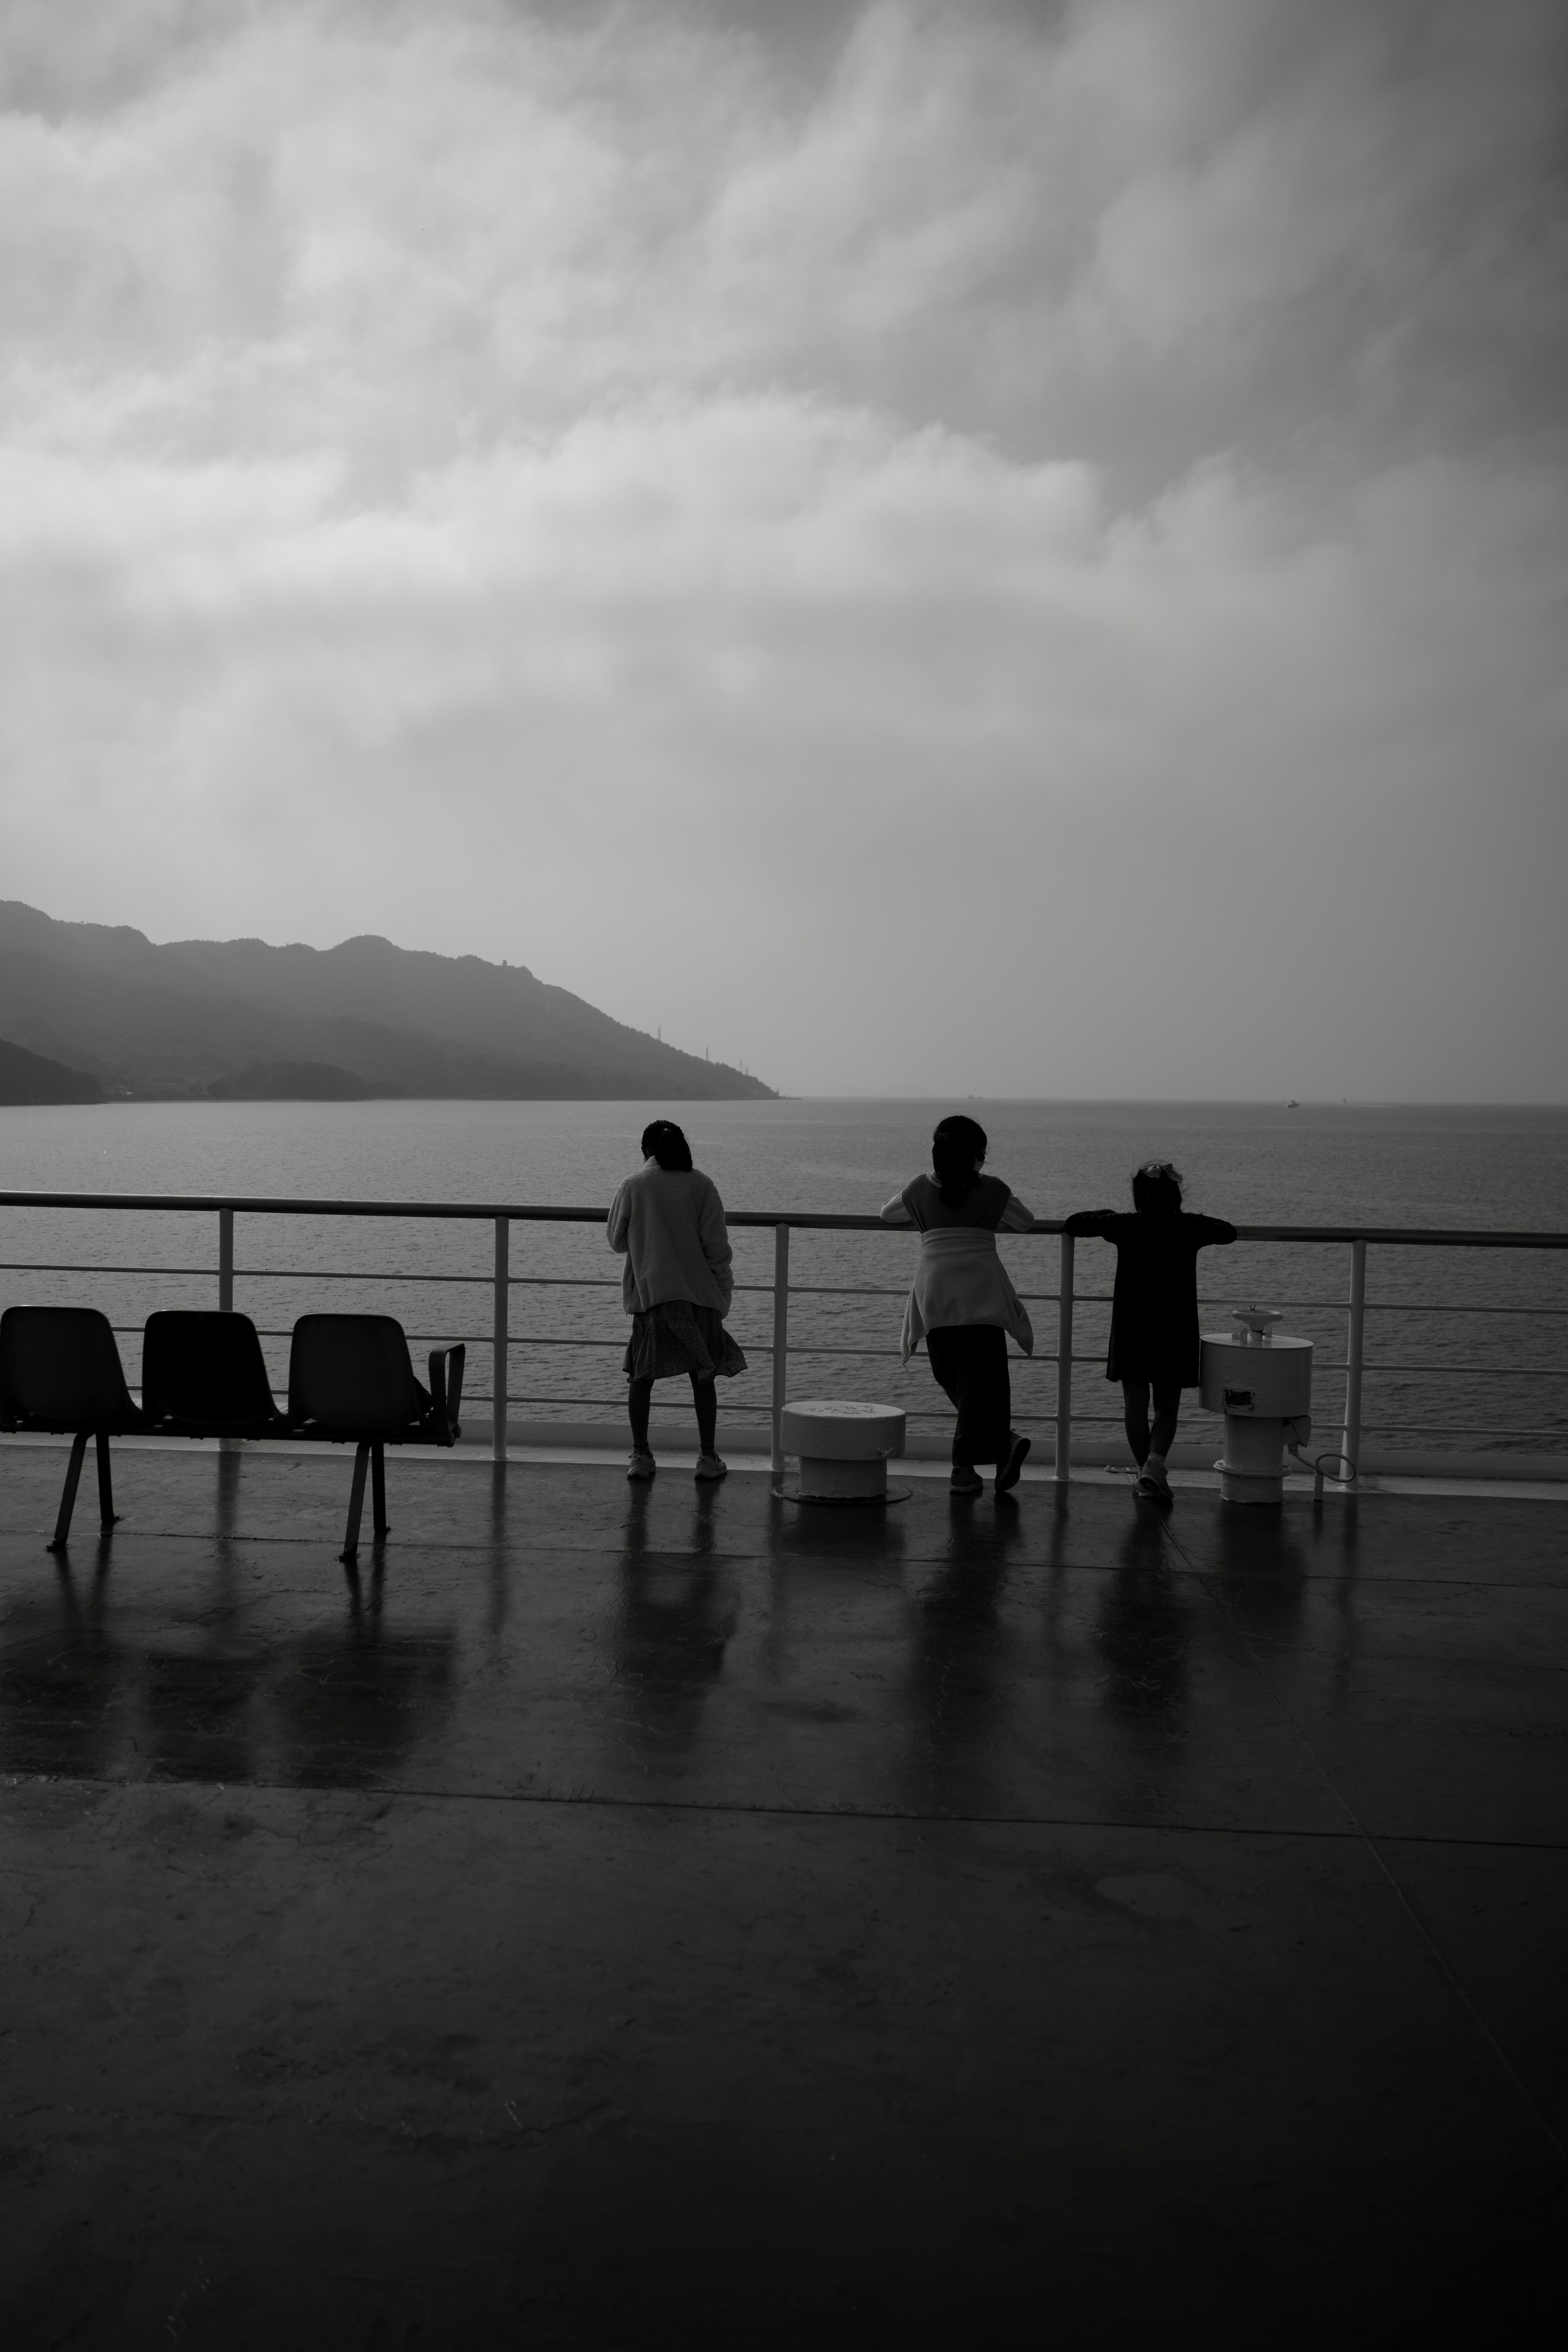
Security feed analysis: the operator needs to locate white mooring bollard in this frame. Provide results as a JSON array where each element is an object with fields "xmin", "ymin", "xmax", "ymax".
[
  {"xmin": 778, "ymin": 1399, "xmax": 907, "ymax": 1503},
  {"xmin": 1199, "ymin": 1306, "xmax": 1313, "ymax": 1506}
]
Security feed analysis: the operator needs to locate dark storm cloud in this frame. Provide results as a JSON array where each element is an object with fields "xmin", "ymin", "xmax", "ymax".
[{"xmin": 0, "ymin": 0, "xmax": 1564, "ymax": 1094}]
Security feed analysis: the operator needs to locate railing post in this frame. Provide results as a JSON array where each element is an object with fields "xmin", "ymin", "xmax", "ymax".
[
  {"xmin": 218, "ymin": 1207, "xmax": 234, "ymax": 1312},
  {"xmin": 1342, "ymin": 1236, "xmax": 1366, "ymax": 1480},
  {"xmin": 493, "ymin": 1215, "xmax": 510, "ymax": 1462},
  {"xmin": 1055, "ymin": 1230, "xmax": 1075, "ymax": 1485},
  {"xmin": 771, "ymin": 1223, "xmax": 790, "ymax": 1476}
]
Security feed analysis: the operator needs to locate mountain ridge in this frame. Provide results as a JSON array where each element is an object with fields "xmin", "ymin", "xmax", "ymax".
[
  {"xmin": 0, "ymin": 902, "xmax": 774, "ymax": 1101},
  {"xmin": 0, "ymin": 1035, "xmax": 104, "ymax": 1105}
]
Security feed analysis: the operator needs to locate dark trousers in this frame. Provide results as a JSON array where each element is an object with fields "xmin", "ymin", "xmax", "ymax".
[{"xmin": 926, "ymin": 1325, "xmax": 1012, "ymax": 1467}]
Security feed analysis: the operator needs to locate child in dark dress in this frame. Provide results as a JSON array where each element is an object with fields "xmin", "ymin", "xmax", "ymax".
[{"xmin": 1065, "ymin": 1162, "xmax": 1236, "ymax": 1505}]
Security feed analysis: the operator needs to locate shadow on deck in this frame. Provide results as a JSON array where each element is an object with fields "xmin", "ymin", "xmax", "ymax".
[{"xmin": 0, "ymin": 1446, "xmax": 1564, "ymax": 2347}]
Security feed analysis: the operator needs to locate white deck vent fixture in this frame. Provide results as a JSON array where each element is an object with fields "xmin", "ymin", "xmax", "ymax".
[
  {"xmin": 1199, "ymin": 1304, "xmax": 1313, "ymax": 1506},
  {"xmin": 777, "ymin": 1399, "xmax": 908, "ymax": 1505}
]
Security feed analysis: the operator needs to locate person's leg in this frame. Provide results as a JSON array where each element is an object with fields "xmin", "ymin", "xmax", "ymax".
[
  {"xmin": 984, "ymin": 1328, "xmax": 1029, "ymax": 1491},
  {"xmin": 926, "ymin": 1329, "xmax": 981, "ymax": 1490},
  {"xmin": 953, "ymin": 1328, "xmax": 1011, "ymax": 1470},
  {"xmin": 628, "ymin": 1376, "xmax": 654, "ymax": 1451},
  {"xmin": 1122, "ymin": 1380, "xmax": 1152, "ymax": 1466},
  {"xmin": 969, "ymin": 1326, "xmax": 1011, "ymax": 1469},
  {"xmin": 690, "ymin": 1370, "xmax": 718, "ymax": 1455},
  {"xmin": 1145, "ymin": 1381, "xmax": 1181, "ymax": 1486}
]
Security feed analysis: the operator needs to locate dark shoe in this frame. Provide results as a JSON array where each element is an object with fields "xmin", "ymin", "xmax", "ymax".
[
  {"xmin": 996, "ymin": 1432, "xmax": 1031, "ymax": 1494},
  {"xmin": 627, "ymin": 1449, "xmax": 657, "ymax": 1481},
  {"xmin": 950, "ymin": 1465, "xmax": 983, "ymax": 1496},
  {"xmin": 1135, "ymin": 1469, "xmax": 1172, "ymax": 1506}
]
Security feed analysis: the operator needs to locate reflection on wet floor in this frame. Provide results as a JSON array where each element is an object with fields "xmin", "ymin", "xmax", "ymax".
[
  {"xmin": 0, "ymin": 1445, "xmax": 1564, "ymax": 2345},
  {"xmin": 0, "ymin": 1555, "xmax": 125, "ymax": 1780},
  {"xmin": 272, "ymin": 1602, "xmax": 458, "ymax": 1789},
  {"xmin": 0, "ymin": 1446, "xmax": 1560, "ymax": 1847},
  {"xmin": 140, "ymin": 1645, "xmax": 266, "ymax": 1783},
  {"xmin": 0, "ymin": 1537, "xmax": 457, "ymax": 1791},
  {"xmin": 1096, "ymin": 1512, "xmax": 1192, "ymax": 1726},
  {"xmin": 906, "ymin": 1550, "xmax": 1010, "ymax": 1811}
]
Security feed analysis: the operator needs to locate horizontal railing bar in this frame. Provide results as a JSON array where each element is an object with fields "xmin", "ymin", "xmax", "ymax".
[
  {"xmin": 772, "ymin": 1284, "xmax": 911, "ymax": 1297},
  {"xmin": 63, "ymin": 1321, "xmax": 1568, "ymax": 1382},
  {"xmin": 0, "ymin": 1263, "xmax": 220, "ymax": 1278},
  {"xmin": 27, "ymin": 1274, "xmax": 1565, "ymax": 1323},
  {"xmin": 504, "ymin": 1401, "xmax": 1067, "ymax": 1422},
  {"xmin": 1362, "ymin": 1302, "xmax": 1568, "ymax": 1316},
  {"xmin": 4, "ymin": 1191, "xmax": 1567, "ymax": 1247},
  {"xmin": 514, "ymin": 1276, "xmax": 628, "ymax": 1289},
  {"xmin": 238, "ymin": 1270, "xmax": 491, "ymax": 1285},
  {"xmin": 17, "ymin": 1277, "xmax": 1567, "ymax": 1327},
  {"xmin": 1362, "ymin": 1427, "xmax": 1568, "ymax": 1439},
  {"xmin": 1359, "ymin": 1364, "xmax": 1568, "ymax": 1376},
  {"xmin": 11, "ymin": 1258, "xmax": 1567, "ymax": 1319},
  {"xmin": 510, "ymin": 1337, "xmax": 654, "ymax": 1350}
]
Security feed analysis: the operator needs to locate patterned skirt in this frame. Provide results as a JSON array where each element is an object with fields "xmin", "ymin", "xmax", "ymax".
[{"xmin": 623, "ymin": 1301, "xmax": 748, "ymax": 1383}]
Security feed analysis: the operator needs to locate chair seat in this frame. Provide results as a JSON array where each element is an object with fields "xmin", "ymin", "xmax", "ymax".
[
  {"xmin": 0, "ymin": 1306, "xmax": 145, "ymax": 1434},
  {"xmin": 287, "ymin": 1315, "xmax": 461, "ymax": 1448},
  {"xmin": 142, "ymin": 1310, "xmax": 290, "ymax": 1439}
]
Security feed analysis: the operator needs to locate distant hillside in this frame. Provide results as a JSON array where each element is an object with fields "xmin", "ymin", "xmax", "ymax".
[
  {"xmin": 0, "ymin": 1035, "xmax": 104, "ymax": 1105},
  {"xmin": 213, "ymin": 1061, "xmax": 405, "ymax": 1102},
  {"xmin": 0, "ymin": 903, "xmax": 774, "ymax": 1102}
]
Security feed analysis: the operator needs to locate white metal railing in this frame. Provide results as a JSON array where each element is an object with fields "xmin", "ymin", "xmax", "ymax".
[{"xmin": 2, "ymin": 1192, "xmax": 1567, "ymax": 1482}]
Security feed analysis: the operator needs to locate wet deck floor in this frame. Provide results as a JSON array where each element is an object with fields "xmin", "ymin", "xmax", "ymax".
[{"xmin": 0, "ymin": 1443, "xmax": 1564, "ymax": 2347}]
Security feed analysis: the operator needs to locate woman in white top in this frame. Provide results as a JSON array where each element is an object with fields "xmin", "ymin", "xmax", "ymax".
[
  {"xmin": 607, "ymin": 1120, "xmax": 746, "ymax": 1481},
  {"xmin": 881, "ymin": 1114, "xmax": 1035, "ymax": 1497}
]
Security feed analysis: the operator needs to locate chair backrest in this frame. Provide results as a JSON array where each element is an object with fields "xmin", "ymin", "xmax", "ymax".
[
  {"xmin": 0, "ymin": 1306, "xmax": 137, "ymax": 1427},
  {"xmin": 288, "ymin": 1314, "xmax": 423, "ymax": 1435},
  {"xmin": 142, "ymin": 1311, "xmax": 279, "ymax": 1428}
]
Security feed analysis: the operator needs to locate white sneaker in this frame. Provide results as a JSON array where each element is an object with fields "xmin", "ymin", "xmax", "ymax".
[
  {"xmin": 627, "ymin": 1449, "xmax": 657, "ymax": 1481},
  {"xmin": 695, "ymin": 1452, "xmax": 728, "ymax": 1481}
]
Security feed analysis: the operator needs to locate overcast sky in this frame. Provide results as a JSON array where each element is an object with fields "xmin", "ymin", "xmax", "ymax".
[{"xmin": 2, "ymin": 0, "xmax": 1564, "ymax": 1097}]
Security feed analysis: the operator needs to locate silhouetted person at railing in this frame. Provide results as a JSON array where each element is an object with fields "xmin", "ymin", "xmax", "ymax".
[
  {"xmin": 881, "ymin": 1114, "xmax": 1034, "ymax": 1497},
  {"xmin": 1066, "ymin": 1161, "xmax": 1236, "ymax": 1507},
  {"xmin": 608, "ymin": 1119, "xmax": 747, "ymax": 1482}
]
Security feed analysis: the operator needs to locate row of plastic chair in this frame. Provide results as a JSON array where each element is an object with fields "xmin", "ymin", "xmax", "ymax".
[{"xmin": 0, "ymin": 1306, "xmax": 465, "ymax": 1561}]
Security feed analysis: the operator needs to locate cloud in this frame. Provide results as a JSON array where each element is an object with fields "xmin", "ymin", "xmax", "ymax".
[{"xmin": 0, "ymin": 0, "xmax": 1564, "ymax": 1094}]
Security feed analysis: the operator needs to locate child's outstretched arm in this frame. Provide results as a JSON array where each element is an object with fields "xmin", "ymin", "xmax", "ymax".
[
  {"xmin": 1064, "ymin": 1209, "xmax": 1118, "ymax": 1237},
  {"xmin": 1193, "ymin": 1216, "xmax": 1238, "ymax": 1247}
]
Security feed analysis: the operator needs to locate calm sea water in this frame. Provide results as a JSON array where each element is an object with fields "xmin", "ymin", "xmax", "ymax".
[{"xmin": 3, "ymin": 1098, "xmax": 1566, "ymax": 1454}]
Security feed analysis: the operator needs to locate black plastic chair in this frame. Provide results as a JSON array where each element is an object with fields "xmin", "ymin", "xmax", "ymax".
[
  {"xmin": 142, "ymin": 1311, "xmax": 290, "ymax": 1439},
  {"xmin": 0, "ymin": 1305, "xmax": 147, "ymax": 1550},
  {"xmin": 287, "ymin": 1315, "xmax": 464, "ymax": 1561}
]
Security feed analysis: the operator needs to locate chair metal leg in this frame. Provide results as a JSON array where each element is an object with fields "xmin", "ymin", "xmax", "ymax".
[
  {"xmin": 342, "ymin": 1441, "xmax": 370, "ymax": 1562},
  {"xmin": 95, "ymin": 1430, "xmax": 120, "ymax": 1531},
  {"xmin": 371, "ymin": 1441, "xmax": 388, "ymax": 1541},
  {"xmin": 49, "ymin": 1432, "xmax": 90, "ymax": 1552}
]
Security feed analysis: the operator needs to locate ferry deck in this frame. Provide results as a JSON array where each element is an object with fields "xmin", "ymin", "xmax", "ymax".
[{"xmin": 0, "ymin": 1437, "xmax": 1563, "ymax": 2347}]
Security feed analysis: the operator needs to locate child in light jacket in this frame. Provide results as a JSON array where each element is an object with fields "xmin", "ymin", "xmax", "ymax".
[
  {"xmin": 881, "ymin": 1114, "xmax": 1035, "ymax": 1497},
  {"xmin": 608, "ymin": 1120, "xmax": 746, "ymax": 1481}
]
